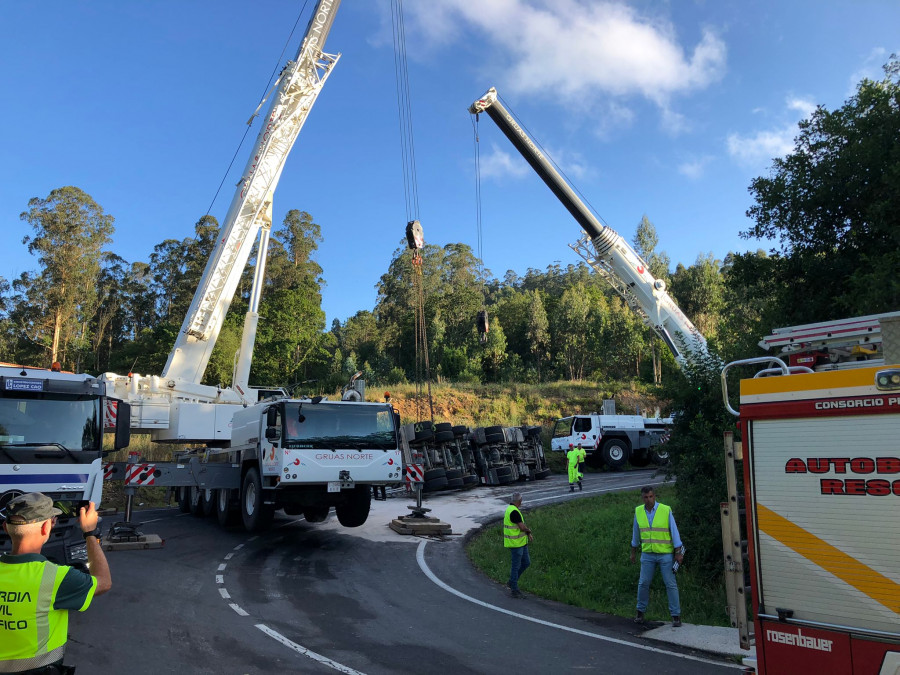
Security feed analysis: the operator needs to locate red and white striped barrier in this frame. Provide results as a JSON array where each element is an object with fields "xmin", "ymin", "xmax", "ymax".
[
  {"xmin": 404, "ymin": 464, "xmax": 424, "ymax": 484},
  {"xmin": 124, "ymin": 463, "xmax": 156, "ymax": 486},
  {"xmin": 102, "ymin": 463, "xmax": 116, "ymax": 480},
  {"xmin": 104, "ymin": 400, "xmax": 118, "ymax": 431}
]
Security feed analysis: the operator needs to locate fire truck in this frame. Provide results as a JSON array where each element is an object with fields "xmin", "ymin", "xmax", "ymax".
[{"xmin": 721, "ymin": 313, "xmax": 900, "ymax": 674}]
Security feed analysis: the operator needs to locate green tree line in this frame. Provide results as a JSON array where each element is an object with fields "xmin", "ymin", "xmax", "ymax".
[{"xmin": 1, "ymin": 61, "xmax": 897, "ymax": 394}]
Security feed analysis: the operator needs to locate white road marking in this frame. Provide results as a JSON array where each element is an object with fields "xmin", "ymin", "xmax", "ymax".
[
  {"xmin": 225, "ymin": 552, "xmax": 234, "ymax": 560},
  {"xmin": 215, "ymin": 575, "xmax": 224, "ymax": 584},
  {"xmin": 526, "ymin": 479, "xmax": 669, "ymax": 505},
  {"xmin": 218, "ymin": 588, "xmax": 230, "ymax": 599},
  {"xmin": 416, "ymin": 540, "xmax": 741, "ymax": 670},
  {"xmin": 229, "ymin": 603, "xmax": 248, "ymax": 617},
  {"xmin": 255, "ymin": 624, "xmax": 366, "ymax": 674},
  {"xmin": 218, "ymin": 563, "xmax": 227, "ymax": 571}
]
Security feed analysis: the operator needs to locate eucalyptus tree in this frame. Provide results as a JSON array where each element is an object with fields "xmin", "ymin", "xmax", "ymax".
[{"xmin": 19, "ymin": 186, "xmax": 114, "ymax": 368}]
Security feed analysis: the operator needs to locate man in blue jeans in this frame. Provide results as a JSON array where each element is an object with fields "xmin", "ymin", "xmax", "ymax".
[
  {"xmin": 630, "ymin": 486, "xmax": 684, "ymax": 626},
  {"xmin": 503, "ymin": 492, "xmax": 533, "ymax": 598}
]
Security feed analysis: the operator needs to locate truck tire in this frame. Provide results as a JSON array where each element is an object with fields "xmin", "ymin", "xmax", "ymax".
[
  {"xmin": 494, "ymin": 465, "xmax": 513, "ymax": 478},
  {"xmin": 452, "ymin": 425, "xmax": 469, "ymax": 436},
  {"xmin": 177, "ymin": 486, "xmax": 191, "ymax": 513},
  {"xmin": 189, "ymin": 486, "xmax": 204, "ymax": 517},
  {"xmin": 241, "ymin": 467, "xmax": 274, "ymax": 532},
  {"xmin": 423, "ymin": 468, "xmax": 446, "ymax": 482},
  {"xmin": 483, "ymin": 432, "xmax": 504, "ymax": 444},
  {"xmin": 534, "ymin": 468, "xmax": 552, "ymax": 480},
  {"xmin": 335, "ymin": 486, "xmax": 370, "ymax": 527},
  {"xmin": 413, "ymin": 421, "xmax": 434, "ymax": 441},
  {"xmin": 434, "ymin": 422, "xmax": 453, "ymax": 432},
  {"xmin": 216, "ymin": 489, "xmax": 239, "ymax": 527},
  {"xmin": 601, "ymin": 438, "xmax": 630, "ymax": 470},
  {"xmin": 303, "ymin": 505, "xmax": 330, "ymax": 523},
  {"xmin": 434, "ymin": 430, "xmax": 454, "ymax": 442},
  {"xmin": 462, "ymin": 473, "xmax": 479, "ymax": 486},
  {"xmin": 650, "ymin": 445, "xmax": 671, "ymax": 466},
  {"xmin": 201, "ymin": 489, "xmax": 215, "ymax": 517},
  {"xmin": 424, "ymin": 476, "xmax": 449, "ymax": 491},
  {"xmin": 447, "ymin": 477, "xmax": 464, "ymax": 489},
  {"xmin": 445, "ymin": 468, "xmax": 463, "ymax": 480}
]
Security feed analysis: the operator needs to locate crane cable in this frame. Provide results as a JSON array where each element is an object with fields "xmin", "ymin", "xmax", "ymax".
[
  {"xmin": 391, "ymin": 0, "xmax": 433, "ymax": 423},
  {"xmin": 470, "ymin": 113, "xmax": 489, "ymax": 343}
]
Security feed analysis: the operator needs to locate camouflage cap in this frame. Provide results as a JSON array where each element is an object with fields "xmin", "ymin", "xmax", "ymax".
[{"xmin": 4, "ymin": 492, "xmax": 62, "ymax": 524}]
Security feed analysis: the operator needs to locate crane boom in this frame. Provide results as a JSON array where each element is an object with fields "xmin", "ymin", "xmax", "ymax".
[
  {"xmin": 163, "ymin": 0, "xmax": 342, "ymax": 385},
  {"xmin": 469, "ymin": 87, "xmax": 708, "ymax": 367}
]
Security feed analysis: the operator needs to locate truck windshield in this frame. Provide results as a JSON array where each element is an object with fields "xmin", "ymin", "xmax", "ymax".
[
  {"xmin": 282, "ymin": 403, "xmax": 397, "ymax": 450},
  {"xmin": 0, "ymin": 394, "xmax": 102, "ymax": 451},
  {"xmin": 552, "ymin": 418, "xmax": 574, "ymax": 438}
]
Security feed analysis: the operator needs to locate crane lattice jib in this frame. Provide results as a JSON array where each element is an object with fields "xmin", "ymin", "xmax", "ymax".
[
  {"xmin": 162, "ymin": 0, "xmax": 341, "ymax": 384},
  {"xmin": 469, "ymin": 87, "xmax": 708, "ymax": 368}
]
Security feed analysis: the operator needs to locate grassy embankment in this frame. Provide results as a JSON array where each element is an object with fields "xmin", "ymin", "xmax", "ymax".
[{"xmin": 466, "ymin": 485, "xmax": 729, "ymax": 627}]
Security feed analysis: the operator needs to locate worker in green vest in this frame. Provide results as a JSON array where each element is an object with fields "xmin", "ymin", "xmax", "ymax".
[
  {"xmin": 503, "ymin": 492, "xmax": 533, "ymax": 598},
  {"xmin": 566, "ymin": 443, "xmax": 581, "ymax": 492},
  {"xmin": 576, "ymin": 442, "xmax": 586, "ymax": 488},
  {"xmin": 630, "ymin": 486, "xmax": 684, "ymax": 627},
  {"xmin": 1, "ymin": 493, "xmax": 112, "ymax": 673}
]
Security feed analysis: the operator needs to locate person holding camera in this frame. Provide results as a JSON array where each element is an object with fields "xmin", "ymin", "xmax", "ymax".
[{"xmin": 1, "ymin": 493, "xmax": 111, "ymax": 674}]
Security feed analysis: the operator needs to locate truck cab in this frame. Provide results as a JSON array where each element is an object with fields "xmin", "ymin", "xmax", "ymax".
[{"xmin": 0, "ymin": 365, "xmax": 130, "ymax": 568}]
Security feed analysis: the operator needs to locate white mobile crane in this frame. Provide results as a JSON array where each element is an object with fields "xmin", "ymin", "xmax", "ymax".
[
  {"xmin": 102, "ymin": 0, "xmax": 343, "ymax": 439},
  {"xmin": 469, "ymin": 87, "xmax": 706, "ymax": 468},
  {"xmin": 95, "ymin": 0, "xmax": 402, "ymax": 532},
  {"xmin": 469, "ymin": 87, "xmax": 708, "ymax": 369}
]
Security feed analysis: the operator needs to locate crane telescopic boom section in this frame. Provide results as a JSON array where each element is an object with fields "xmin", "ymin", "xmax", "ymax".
[
  {"xmin": 469, "ymin": 87, "xmax": 708, "ymax": 367},
  {"xmin": 162, "ymin": 0, "xmax": 342, "ymax": 387}
]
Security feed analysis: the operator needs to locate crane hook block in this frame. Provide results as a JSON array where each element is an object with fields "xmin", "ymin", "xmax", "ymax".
[
  {"xmin": 477, "ymin": 310, "xmax": 490, "ymax": 337},
  {"xmin": 406, "ymin": 220, "xmax": 424, "ymax": 250}
]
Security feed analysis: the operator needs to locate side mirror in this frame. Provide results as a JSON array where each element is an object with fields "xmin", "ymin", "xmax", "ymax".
[
  {"xmin": 266, "ymin": 406, "xmax": 278, "ymax": 427},
  {"xmin": 113, "ymin": 402, "xmax": 131, "ymax": 451},
  {"xmin": 265, "ymin": 427, "xmax": 281, "ymax": 441}
]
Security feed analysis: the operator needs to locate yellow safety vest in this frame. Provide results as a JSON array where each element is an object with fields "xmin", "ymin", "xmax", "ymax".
[
  {"xmin": 503, "ymin": 505, "xmax": 527, "ymax": 548},
  {"xmin": 0, "ymin": 558, "xmax": 86, "ymax": 670},
  {"xmin": 566, "ymin": 449, "xmax": 581, "ymax": 481},
  {"xmin": 635, "ymin": 503, "xmax": 674, "ymax": 553}
]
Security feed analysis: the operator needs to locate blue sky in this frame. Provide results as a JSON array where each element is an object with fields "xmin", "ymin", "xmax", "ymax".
[{"xmin": 1, "ymin": 1, "xmax": 897, "ymax": 327}]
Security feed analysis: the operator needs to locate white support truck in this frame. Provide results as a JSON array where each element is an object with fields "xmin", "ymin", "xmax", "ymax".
[
  {"xmin": 0, "ymin": 364, "xmax": 130, "ymax": 566},
  {"xmin": 720, "ymin": 313, "xmax": 900, "ymax": 674},
  {"xmin": 550, "ymin": 405, "xmax": 672, "ymax": 469}
]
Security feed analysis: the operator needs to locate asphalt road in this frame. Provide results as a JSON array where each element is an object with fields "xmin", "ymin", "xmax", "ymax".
[{"xmin": 66, "ymin": 470, "xmax": 740, "ymax": 674}]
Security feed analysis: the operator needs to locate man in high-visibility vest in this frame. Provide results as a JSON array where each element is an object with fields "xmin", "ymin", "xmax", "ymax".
[
  {"xmin": 629, "ymin": 486, "xmax": 684, "ymax": 627},
  {"xmin": 1, "ymin": 492, "xmax": 112, "ymax": 673},
  {"xmin": 566, "ymin": 444, "xmax": 581, "ymax": 492},
  {"xmin": 503, "ymin": 492, "xmax": 533, "ymax": 598},
  {"xmin": 576, "ymin": 442, "xmax": 586, "ymax": 489}
]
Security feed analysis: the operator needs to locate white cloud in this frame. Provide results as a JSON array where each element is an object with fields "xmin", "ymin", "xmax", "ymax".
[
  {"xmin": 726, "ymin": 95, "xmax": 816, "ymax": 167},
  {"xmin": 786, "ymin": 96, "xmax": 815, "ymax": 119},
  {"xmin": 847, "ymin": 47, "xmax": 888, "ymax": 95},
  {"xmin": 407, "ymin": 0, "xmax": 726, "ymax": 123},
  {"xmin": 479, "ymin": 143, "xmax": 531, "ymax": 179},
  {"xmin": 726, "ymin": 127, "xmax": 794, "ymax": 166},
  {"xmin": 478, "ymin": 141, "xmax": 590, "ymax": 181},
  {"xmin": 678, "ymin": 156, "xmax": 712, "ymax": 179}
]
